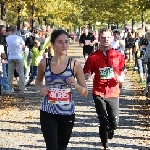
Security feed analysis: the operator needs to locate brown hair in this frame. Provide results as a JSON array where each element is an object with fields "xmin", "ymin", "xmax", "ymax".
[
  {"xmin": 127, "ymin": 32, "xmax": 132, "ymax": 38},
  {"xmin": 34, "ymin": 40, "xmax": 40, "ymax": 45},
  {"xmin": 99, "ymin": 28, "xmax": 112, "ymax": 36}
]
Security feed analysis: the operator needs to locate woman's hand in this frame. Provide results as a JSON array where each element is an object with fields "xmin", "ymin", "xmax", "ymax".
[
  {"xmin": 66, "ymin": 76, "xmax": 77, "ymax": 88},
  {"xmin": 39, "ymin": 86, "xmax": 49, "ymax": 96},
  {"xmin": 1, "ymin": 59, "xmax": 6, "ymax": 64}
]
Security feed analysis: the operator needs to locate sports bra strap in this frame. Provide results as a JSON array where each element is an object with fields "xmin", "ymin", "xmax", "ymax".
[
  {"xmin": 69, "ymin": 57, "xmax": 76, "ymax": 77},
  {"xmin": 72, "ymin": 60, "xmax": 76, "ymax": 77}
]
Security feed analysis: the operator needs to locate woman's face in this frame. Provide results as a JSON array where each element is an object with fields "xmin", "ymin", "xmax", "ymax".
[
  {"xmin": 1, "ymin": 27, "xmax": 6, "ymax": 35},
  {"xmin": 52, "ymin": 34, "xmax": 69, "ymax": 55}
]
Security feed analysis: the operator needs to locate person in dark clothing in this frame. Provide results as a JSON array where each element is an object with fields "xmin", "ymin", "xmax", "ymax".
[
  {"xmin": 79, "ymin": 28, "xmax": 95, "ymax": 61},
  {"xmin": 125, "ymin": 32, "xmax": 134, "ymax": 62},
  {"xmin": 25, "ymin": 30, "xmax": 35, "ymax": 51},
  {"xmin": 25, "ymin": 30, "xmax": 35, "ymax": 77}
]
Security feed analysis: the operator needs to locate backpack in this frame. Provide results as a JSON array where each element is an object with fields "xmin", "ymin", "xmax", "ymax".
[
  {"xmin": 17, "ymin": 29, "xmax": 30, "ymax": 42},
  {"xmin": 143, "ymin": 44, "xmax": 150, "ymax": 64}
]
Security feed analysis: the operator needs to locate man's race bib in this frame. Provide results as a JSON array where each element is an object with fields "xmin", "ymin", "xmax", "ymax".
[
  {"xmin": 99, "ymin": 67, "xmax": 114, "ymax": 79},
  {"xmin": 47, "ymin": 88, "xmax": 71, "ymax": 105},
  {"xmin": 85, "ymin": 40, "xmax": 91, "ymax": 45}
]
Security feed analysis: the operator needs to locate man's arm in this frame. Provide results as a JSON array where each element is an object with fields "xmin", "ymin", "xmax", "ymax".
[
  {"xmin": 79, "ymin": 34, "xmax": 84, "ymax": 47},
  {"xmin": 20, "ymin": 37, "xmax": 25, "ymax": 50},
  {"xmin": 83, "ymin": 56, "xmax": 94, "ymax": 80}
]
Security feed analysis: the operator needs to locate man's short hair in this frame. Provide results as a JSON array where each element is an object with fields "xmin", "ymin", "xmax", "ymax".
[
  {"xmin": 113, "ymin": 29, "xmax": 120, "ymax": 35},
  {"xmin": 10, "ymin": 25, "xmax": 17, "ymax": 32},
  {"xmin": 99, "ymin": 28, "xmax": 111, "ymax": 36}
]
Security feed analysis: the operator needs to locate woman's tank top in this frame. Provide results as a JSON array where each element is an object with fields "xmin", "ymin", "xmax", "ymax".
[{"xmin": 40, "ymin": 57, "xmax": 75, "ymax": 115}]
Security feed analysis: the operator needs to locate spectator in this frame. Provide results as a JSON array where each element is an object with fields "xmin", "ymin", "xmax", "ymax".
[
  {"xmin": 0, "ymin": 25, "xmax": 12, "ymax": 93},
  {"xmin": 125, "ymin": 32, "xmax": 134, "ymax": 62},
  {"xmin": 6, "ymin": 25, "xmax": 25, "ymax": 94},
  {"xmin": 25, "ymin": 40, "xmax": 45, "ymax": 86},
  {"xmin": 17, "ymin": 22, "xmax": 31, "ymax": 79}
]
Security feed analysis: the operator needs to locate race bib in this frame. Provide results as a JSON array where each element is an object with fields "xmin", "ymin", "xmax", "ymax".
[
  {"xmin": 99, "ymin": 67, "xmax": 114, "ymax": 79},
  {"xmin": 85, "ymin": 40, "xmax": 91, "ymax": 45},
  {"xmin": 47, "ymin": 88, "xmax": 71, "ymax": 105}
]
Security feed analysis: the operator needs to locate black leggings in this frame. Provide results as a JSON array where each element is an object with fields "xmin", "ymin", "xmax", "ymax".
[
  {"xmin": 40, "ymin": 110, "xmax": 75, "ymax": 150},
  {"xmin": 93, "ymin": 95, "xmax": 119, "ymax": 148}
]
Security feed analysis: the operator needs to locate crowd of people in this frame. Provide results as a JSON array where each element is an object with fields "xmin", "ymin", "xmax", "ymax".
[
  {"xmin": 0, "ymin": 22, "xmax": 52, "ymax": 94},
  {"xmin": 1, "ymin": 22, "xmax": 150, "ymax": 150}
]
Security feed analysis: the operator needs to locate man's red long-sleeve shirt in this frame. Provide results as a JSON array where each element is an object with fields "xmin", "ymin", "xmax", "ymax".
[{"xmin": 83, "ymin": 48, "xmax": 125, "ymax": 98}]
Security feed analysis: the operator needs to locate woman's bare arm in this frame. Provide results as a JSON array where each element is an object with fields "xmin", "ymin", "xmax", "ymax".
[{"xmin": 74, "ymin": 61, "xmax": 88, "ymax": 97}]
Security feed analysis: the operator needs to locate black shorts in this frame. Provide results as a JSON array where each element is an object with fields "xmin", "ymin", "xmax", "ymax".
[{"xmin": 83, "ymin": 50, "xmax": 93, "ymax": 58}]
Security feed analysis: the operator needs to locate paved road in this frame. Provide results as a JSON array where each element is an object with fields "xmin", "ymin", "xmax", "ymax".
[{"xmin": 0, "ymin": 43, "xmax": 149, "ymax": 150}]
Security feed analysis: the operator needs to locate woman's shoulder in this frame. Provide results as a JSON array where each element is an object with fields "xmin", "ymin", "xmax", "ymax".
[{"xmin": 70, "ymin": 57, "xmax": 82, "ymax": 70}]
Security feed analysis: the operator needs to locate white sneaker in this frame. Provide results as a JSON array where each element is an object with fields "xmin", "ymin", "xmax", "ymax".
[{"xmin": 11, "ymin": 88, "xmax": 14, "ymax": 93}]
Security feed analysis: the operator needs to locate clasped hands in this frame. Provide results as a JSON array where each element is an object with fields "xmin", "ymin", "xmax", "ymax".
[{"xmin": 39, "ymin": 76, "xmax": 77, "ymax": 97}]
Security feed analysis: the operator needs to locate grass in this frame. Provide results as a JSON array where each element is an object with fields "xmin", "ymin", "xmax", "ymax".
[
  {"xmin": 126, "ymin": 62, "xmax": 146, "ymax": 89},
  {"xmin": 126, "ymin": 62, "xmax": 150, "ymax": 131}
]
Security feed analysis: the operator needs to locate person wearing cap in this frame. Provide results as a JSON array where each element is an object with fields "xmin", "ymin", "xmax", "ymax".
[
  {"xmin": 83, "ymin": 28, "xmax": 125, "ymax": 150},
  {"xmin": 6, "ymin": 25, "xmax": 25, "ymax": 94}
]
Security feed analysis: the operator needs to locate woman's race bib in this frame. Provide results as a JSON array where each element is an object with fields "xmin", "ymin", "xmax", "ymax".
[
  {"xmin": 99, "ymin": 67, "xmax": 114, "ymax": 79},
  {"xmin": 47, "ymin": 88, "xmax": 71, "ymax": 105}
]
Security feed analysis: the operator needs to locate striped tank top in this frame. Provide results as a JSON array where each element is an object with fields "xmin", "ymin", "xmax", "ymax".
[{"xmin": 40, "ymin": 57, "xmax": 75, "ymax": 115}]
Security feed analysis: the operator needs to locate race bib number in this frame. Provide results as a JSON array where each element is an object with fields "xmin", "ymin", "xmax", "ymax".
[
  {"xmin": 99, "ymin": 67, "xmax": 114, "ymax": 79},
  {"xmin": 85, "ymin": 40, "xmax": 91, "ymax": 45},
  {"xmin": 47, "ymin": 88, "xmax": 71, "ymax": 105}
]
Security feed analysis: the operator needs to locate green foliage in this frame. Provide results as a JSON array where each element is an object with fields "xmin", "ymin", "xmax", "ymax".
[{"xmin": 4, "ymin": 0, "xmax": 150, "ymax": 28}]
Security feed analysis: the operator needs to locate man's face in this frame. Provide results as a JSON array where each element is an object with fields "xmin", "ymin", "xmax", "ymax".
[
  {"xmin": 84, "ymin": 29, "xmax": 88, "ymax": 35},
  {"xmin": 113, "ymin": 32, "xmax": 120, "ymax": 40},
  {"xmin": 1, "ymin": 27, "xmax": 6, "ymax": 35},
  {"xmin": 100, "ymin": 31, "xmax": 112, "ymax": 48}
]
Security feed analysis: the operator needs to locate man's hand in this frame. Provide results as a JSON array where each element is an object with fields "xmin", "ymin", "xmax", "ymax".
[
  {"xmin": 116, "ymin": 72, "xmax": 125, "ymax": 84},
  {"xmin": 84, "ymin": 71, "xmax": 91, "ymax": 81}
]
